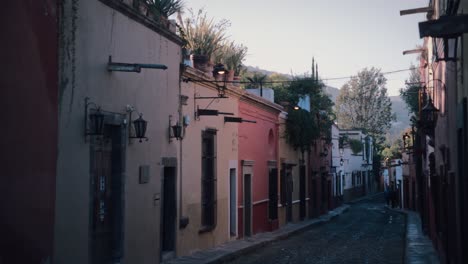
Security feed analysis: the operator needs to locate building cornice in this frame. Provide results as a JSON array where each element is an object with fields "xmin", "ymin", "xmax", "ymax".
[
  {"xmin": 182, "ymin": 67, "xmax": 244, "ymax": 99},
  {"xmin": 98, "ymin": 0, "xmax": 185, "ymax": 46},
  {"xmin": 240, "ymin": 92, "xmax": 284, "ymax": 114}
]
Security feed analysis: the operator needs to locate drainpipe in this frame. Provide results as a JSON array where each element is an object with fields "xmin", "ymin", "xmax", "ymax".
[{"xmin": 178, "ymin": 57, "xmax": 188, "ymax": 232}]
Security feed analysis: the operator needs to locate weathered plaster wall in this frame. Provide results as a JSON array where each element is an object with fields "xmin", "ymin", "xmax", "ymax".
[
  {"xmin": 55, "ymin": 1, "xmax": 181, "ymax": 263},
  {"xmin": 278, "ymin": 113, "xmax": 308, "ymax": 224},
  {"xmin": 238, "ymin": 97, "xmax": 280, "ymax": 234},
  {"xmin": 177, "ymin": 70, "xmax": 240, "ymax": 256}
]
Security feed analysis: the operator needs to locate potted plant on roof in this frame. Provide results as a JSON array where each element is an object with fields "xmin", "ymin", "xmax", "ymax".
[
  {"xmin": 146, "ymin": 0, "xmax": 184, "ymax": 27},
  {"xmin": 178, "ymin": 8, "xmax": 229, "ymax": 73},
  {"xmin": 224, "ymin": 41, "xmax": 248, "ymax": 83}
]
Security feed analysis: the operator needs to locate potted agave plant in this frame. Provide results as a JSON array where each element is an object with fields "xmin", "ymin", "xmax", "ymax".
[
  {"xmin": 213, "ymin": 41, "xmax": 247, "ymax": 82},
  {"xmin": 178, "ymin": 8, "xmax": 229, "ymax": 73},
  {"xmin": 225, "ymin": 42, "xmax": 247, "ymax": 83},
  {"xmin": 146, "ymin": 0, "xmax": 184, "ymax": 28}
]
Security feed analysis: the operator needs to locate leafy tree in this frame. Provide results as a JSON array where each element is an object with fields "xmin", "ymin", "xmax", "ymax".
[
  {"xmin": 348, "ymin": 139, "xmax": 363, "ymax": 154},
  {"xmin": 246, "ymin": 73, "xmax": 267, "ymax": 88},
  {"xmin": 285, "ymin": 108, "xmax": 318, "ymax": 156},
  {"xmin": 336, "ymin": 67, "xmax": 396, "ymax": 145},
  {"xmin": 280, "ymin": 74, "xmax": 335, "ymax": 157},
  {"xmin": 381, "ymin": 139, "xmax": 403, "ymax": 160},
  {"xmin": 400, "ymin": 65, "xmax": 420, "ymax": 117}
]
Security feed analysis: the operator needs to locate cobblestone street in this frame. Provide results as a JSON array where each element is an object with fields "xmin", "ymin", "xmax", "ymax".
[{"xmin": 227, "ymin": 195, "xmax": 405, "ymax": 264}]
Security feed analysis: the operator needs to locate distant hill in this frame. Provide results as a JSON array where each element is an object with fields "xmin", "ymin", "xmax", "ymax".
[{"xmin": 245, "ymin": 66, "xmax": 286, "ymax": 77}]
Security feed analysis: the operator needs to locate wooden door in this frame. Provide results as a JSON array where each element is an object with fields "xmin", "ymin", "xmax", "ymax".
[
  {"xmin": 244, "ymin": 174, "xmax": 252, "ymax": 237},
  {"xmin": 91, "ymin": 126, "xmax": 123, "ymax": 264},
  {"xmin": 162, "ymin": 167, "xmax": 176, "ymax": 252}
]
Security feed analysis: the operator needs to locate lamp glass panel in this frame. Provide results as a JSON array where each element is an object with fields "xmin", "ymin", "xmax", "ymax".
[
  {"xmin": 90, "ymin": 111, "xmax": 104, "ymax": 135},
  {"xmin": 134, "ymin": 115, "xmax": 147, "ymax": 138}
]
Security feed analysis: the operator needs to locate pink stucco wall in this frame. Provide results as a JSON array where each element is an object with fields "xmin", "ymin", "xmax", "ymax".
[{"xmin": 238, "ymin": 97, "xmax": 281, "ymax": 236}]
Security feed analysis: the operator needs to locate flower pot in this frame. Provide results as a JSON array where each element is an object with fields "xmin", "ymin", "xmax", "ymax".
[
  {"xmin": 226, "ymin": 70, "xmax": 235, "ymax": 82},
  {"xmin": 191, "ymin": 55, "xmax": 213, "ymax": 73}
]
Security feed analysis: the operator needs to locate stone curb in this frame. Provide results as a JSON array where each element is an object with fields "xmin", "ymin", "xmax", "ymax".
[
  {"xmin": 165, "ymin": 205, "xmax": 350, "ymax": 264},
  {"xmin": 385, "ymin": 207, "xmax": 440, "ymax": 264}
]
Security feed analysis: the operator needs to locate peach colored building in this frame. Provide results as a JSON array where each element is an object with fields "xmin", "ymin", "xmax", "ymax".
[
  {"xmin": 278, "ymin": 112, "xmax": 311, "ymax": 225},
  {"xmin": 176, "ymin": 67, "xmax": 242, "ymax": 256}
]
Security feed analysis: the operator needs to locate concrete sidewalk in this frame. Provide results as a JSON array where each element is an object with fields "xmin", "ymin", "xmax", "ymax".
[
  {"xmin": 164, "ymin": 205, "xmax": 349, "ymax": 264},
  {"xmin": 386, "ymin": 207, "xmax": 440, "ymax": 264},
  {"xmin": 404, "ymin": 211, "xmax": 440, "ymax": 264}
]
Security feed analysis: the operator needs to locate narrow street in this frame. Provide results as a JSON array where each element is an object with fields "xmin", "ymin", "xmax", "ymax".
[{"xmin": 227, "ymin": 195, "xmax": 405, "ymax": 264}]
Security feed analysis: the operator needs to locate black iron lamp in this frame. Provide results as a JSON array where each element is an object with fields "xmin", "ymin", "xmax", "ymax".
[
  {"xmin": 340, "ymin": 158, "xmax": 344, "ymax": 167},
  {"xmin": 213, "ymin": 63, "xmax": 226, "ymax": 76},
  {"xmin": 402, "ymin": 132, "xmax": 412, "ymax": 152},
  {"xmin": 171, "ymin": 122, "xmax": 183, "ymax": 141},
  {"xmin": 127, "ymin": 105, "xmax": 149, "ymax": 143},
  {"xmin": 132, "ymin": 114, "xmax": 148, "ymax": 142},
  {"xmin": 172, "ymin": 123, "xmax": 182, "ymax": 139},
  {"xmin": 84, "ymin": 97, "xmax": 105, "ymax": 140},
  {"xmin": 89, "ymin": 108, "xmax": 105, "ymax": 135},
  {"xmin": 421, "ymin": 96, "xmax": 439, "ymax": 131},
  {"xmin": 213, "ymin": 63, "xmax": 227, "ymax": 97},
  {"xmin": 433, "ymin": 34, "xmax": 458, "ymax": 62}
]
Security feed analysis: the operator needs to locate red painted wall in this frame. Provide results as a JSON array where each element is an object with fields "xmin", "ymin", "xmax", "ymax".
[
  {"xmin": 238, "ymin": 100, "xmax": 279, "ymax": 236},
  {"xmin": 0, "ymin": 1, "xmax": 58, "ymax": 263}
]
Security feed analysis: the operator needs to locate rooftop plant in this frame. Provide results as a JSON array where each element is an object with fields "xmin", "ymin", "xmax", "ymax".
[
  {"xmin": 177, "ymin": 8, "xmax": 229, "ymax": 60},
  {"xmin": 214, "ymin": 41, "xmax": 248, "ymax": 76},
  {"xmin": 146, "ymin": 0, "xmax": 184, "ymax": 18}
]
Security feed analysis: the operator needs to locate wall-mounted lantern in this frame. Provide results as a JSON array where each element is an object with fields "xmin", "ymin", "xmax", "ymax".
[
  {"xmin": 169, "ymin": 115, "xmax": 183, "ymax": 142},
  {"xmin": 421, "ymin": 96, "xmax": 439, "ymax": 132},
  {"xmin": 402, "ymin": 132, "xmax": 413, "ymax": 153},
  {"xmin": 213, "ymin": 63, "xmax": 226, "ymax": 76},
  {"xmin": 212, "ymin": 63, "xmax": 227, "ymax": 97},
  {"xmin": 126, "ymin": 105, "xmax": 148, "ymax": 143},
  {"xmin": 132, "ymin": 114, "xmax": 148, "ymax": 142},
  {"xmin": 340, "ymin": 158, "xmax": 344, "ymax": 167},
  {"xmin": 433, "ymin": 35, "xmax": 458, "ymax": 62},
  {"xmin": 84, "ymin": 97, "xmax": 104, "ymax": 140},
  {"xmin": 419, "ymin": 14, "xmax": 468, "ymax": 62}
]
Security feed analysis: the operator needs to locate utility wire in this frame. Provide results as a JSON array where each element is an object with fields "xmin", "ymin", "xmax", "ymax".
[{"xmin": 184, "ymin": 66, "xmax": 422, "ymax": 85}]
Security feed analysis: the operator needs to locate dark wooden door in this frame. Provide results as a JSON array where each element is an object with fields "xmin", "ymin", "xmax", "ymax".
[
  {"xmin": 92, "ymin": 138, "xmax": 112, "ymax": 264},
  {"xmin": 286, "ymin": 172, "xmax": 293, "ymax": 222},
  {"xmin": 268, "ymin": 168, "xmax": 278, "ymax": 220},
  {"xmin": 230, "ymin": 169, "xmax": 237, "ymax": 236},
  {"xmin": 299, "ymin": 166, "xmax": 306, "ymax": 219},
  {"xmin": 244, "ymin": 174, "xmax": 252, "ymax": 236},
  {"xmin": 91, "ymin": 126, "xmax": 123, "ymax": 264},
  {"xmin": 162, "ymin": 167, "xmax": 176, "ymax": 252}
]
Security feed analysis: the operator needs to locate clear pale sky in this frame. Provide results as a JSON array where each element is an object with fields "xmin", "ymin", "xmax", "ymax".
[{"xmin": 181, "ymin": 0, "xmax": 428, "ymax": 96}]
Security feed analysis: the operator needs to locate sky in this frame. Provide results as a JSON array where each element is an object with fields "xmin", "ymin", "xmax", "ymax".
[{"xmin": 180, "ymin": 0, "xmax": 428, "ymax": 96}]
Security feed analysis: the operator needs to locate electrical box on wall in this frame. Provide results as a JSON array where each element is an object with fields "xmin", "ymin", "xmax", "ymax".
[{"xmin": 139, "ymin": 165, "xmax": 150, "ymax": 184}]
